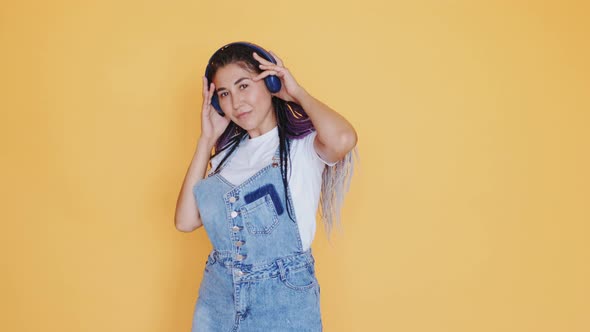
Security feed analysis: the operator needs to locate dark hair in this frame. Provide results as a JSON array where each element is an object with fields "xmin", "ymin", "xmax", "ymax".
[{"xmin": 206, "ymin": 43, "xmax": 315, "ymax": 222}]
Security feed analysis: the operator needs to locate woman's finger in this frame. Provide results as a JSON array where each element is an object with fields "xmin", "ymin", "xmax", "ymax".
[
  {"xmin": 253, "ymin": 70, "xmax": 283, "ymax": 81},
  {"xmin": 268, "ymin": 50, "xmax": 283, "ymax": 67},
  {"xmin": 253, "ymin": 52, "xmax": 274, "ymax": 66},
  {"xmin": 258, "ymin": 63, "xmax": 284, "ymax": 70},
  {"xmin": 253, "ymin": 71, "xmax": 271, "ymax": 81},
  {"xmin": 258, "ymin": 63, "xmax": 288, "ymax": 75},
  {"xmin": 202, "ymin": 76, "xmax": 209, "ymax": 99},
  {"xmin": 207, "ymin": 82, "xmax": 215, "ymax": 105}
]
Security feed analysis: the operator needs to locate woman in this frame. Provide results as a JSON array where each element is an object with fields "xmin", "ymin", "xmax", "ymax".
[{"xmin": 175, "ymin": 42, "xmax": 357, "ymax": 331}]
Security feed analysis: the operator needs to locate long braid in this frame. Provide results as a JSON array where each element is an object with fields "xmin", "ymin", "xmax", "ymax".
[
  {"xmin": 274, "ymin": 97, "xmax": 295, "ymax": 222},
  {"xmin": 211, "ymin": 123, "xmax": 247, "ymax": 174}
]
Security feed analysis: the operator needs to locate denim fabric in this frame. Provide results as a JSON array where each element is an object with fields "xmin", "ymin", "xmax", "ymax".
[{"xmin": 191, "ymin": 147, "xmax": 322, "ymax": 331}]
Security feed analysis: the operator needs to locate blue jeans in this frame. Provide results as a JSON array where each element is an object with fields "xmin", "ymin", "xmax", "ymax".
[{"xmin": 192, "ymin": 250, "xmax": 322, "ymax": 331}]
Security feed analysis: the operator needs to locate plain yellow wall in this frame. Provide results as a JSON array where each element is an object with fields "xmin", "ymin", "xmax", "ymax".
[{"xmin": 1, "ymin": 0, "xmax": 588, "ymax": 331}]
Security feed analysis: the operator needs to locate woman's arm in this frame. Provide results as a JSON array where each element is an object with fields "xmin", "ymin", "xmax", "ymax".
[
  {"xmin": 174, "ymin": 138, "xmax": 214, "ymax": 232},
  {"xmin": 292, "ymin": 89, "xmax": 357, "ymax": 164},
  {"xmin": 254, "ymin": 51, "xmax": 357, "ymax": 164}
]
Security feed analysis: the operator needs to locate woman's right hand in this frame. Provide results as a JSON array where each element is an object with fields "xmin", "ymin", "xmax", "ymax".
[{"xmin": 200, "ymin": 76, "xmax": 230, "ymax": 146}]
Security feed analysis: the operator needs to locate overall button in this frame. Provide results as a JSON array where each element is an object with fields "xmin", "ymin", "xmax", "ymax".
[
  {"xmin": 230, "ymin": 211, "xmax": 238, "ymax": 218},
  {"xmin": 235, "ymin": 270, "xmax": 245, "ymax": 277},
  {"xmin": 235, "ymin": 254, "xmax": 246, "ymax": 261},
  {"xmin": 232, "ymin": 226, "xmax": 241, "ymax": 232},
  {"xmin": 235, "ymin": 240, "xmax": 245, "ymax": 247},
  {"xmin": 229, "ymin": 196, "xmax": 237, "ymax": 203}
]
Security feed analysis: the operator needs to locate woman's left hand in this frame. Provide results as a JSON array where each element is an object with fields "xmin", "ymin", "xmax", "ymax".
[{"xmin": 252, "ymin": 51, "xmax": 304, "ymax": 104}]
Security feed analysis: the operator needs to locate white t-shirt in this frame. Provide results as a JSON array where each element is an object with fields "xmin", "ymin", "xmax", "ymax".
[{"xmin": 208, "ymin": 126, "xmax": 335, "ymax": 250}]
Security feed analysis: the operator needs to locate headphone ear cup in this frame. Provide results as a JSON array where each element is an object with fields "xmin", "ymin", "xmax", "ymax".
[
  {"xmin": 264, "ymin": 75, "xmax": 282, "ymax": 93},
  {"xmin": 210, "ymin": 94, "xmax": 225, "ymax": 117}
]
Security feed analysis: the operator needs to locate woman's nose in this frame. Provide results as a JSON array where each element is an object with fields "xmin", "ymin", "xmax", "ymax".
[{"xmin": 231, "ymin": 93, "xmax": 242, "ymax": 110}]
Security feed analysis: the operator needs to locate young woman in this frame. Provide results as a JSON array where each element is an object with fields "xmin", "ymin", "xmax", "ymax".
[{"xmin": 175, "ymin": 42, "xmax": 357, "ymax": 331}]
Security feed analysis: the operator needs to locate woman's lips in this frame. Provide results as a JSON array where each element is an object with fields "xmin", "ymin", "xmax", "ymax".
[{"xmin": 237, "ymin": 111, "xmax": 251, "ymax": 119}]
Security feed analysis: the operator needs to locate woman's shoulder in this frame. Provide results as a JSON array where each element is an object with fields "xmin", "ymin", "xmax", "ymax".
[{"xmin": 291, "ymin": 131, "xmax": 337, "ymax": 167}]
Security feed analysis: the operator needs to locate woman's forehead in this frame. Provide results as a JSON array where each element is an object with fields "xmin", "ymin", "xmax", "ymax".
[{"xmin": 214, "ymin": 63, "xmax": 254, "ymax": 84}]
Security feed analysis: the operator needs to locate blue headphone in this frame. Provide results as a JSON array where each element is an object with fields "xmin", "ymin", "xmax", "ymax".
[{"xmin": 205, "ymin": 42, "xmax": 282, "ymax": 116}]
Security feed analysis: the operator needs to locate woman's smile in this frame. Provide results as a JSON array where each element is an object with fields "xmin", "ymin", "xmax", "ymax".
[{"xmin": 237, "ymin": 111, "xmax": 251, "ymax": 119}]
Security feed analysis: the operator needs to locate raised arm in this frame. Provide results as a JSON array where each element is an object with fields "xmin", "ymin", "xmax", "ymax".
[
  {"xmin": 292, "ymin": 89, "xmax": 357, "ymax": 163},
  {"xmin": 253, "ymin": 51, "xmax": 357, "ymax": 163}
]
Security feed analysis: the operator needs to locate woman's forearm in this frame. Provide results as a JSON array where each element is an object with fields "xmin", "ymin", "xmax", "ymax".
[{"xmin": 174, "ymin": 138, "xmax": 215, "ymax": 232}]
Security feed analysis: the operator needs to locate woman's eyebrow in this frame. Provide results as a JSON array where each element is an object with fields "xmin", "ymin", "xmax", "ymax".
[
  {"xmin": 234, "ymin": 77, "xmax": 250, "ymax": 85},
  {"xmin": 217, "ymin": 77, "xmax": 250, "ymax": 91}
]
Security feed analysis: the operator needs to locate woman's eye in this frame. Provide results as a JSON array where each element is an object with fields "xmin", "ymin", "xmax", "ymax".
[
  {"xmin": 219, "ymin": 91, "xmax": 228, "ymax": 98},
  {"xmin": 239, "ymin": 84, "xmax": 248, "ymax": 90}
]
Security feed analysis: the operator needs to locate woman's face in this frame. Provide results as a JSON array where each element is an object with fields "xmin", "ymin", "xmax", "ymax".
[{"xmin": 213, "ymin": 62, "xmax": 276, "ymax": 137}]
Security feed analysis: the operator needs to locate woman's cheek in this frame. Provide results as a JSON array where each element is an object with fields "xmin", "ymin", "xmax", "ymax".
[{"xmin": 219, "ymin": 98, "xmax": 230, "ymax": 111}]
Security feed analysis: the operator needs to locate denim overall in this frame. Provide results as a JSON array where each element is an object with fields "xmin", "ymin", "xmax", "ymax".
[{"xmin": 191, "ymin": 144, "xmax": 322, "ymax": 332}]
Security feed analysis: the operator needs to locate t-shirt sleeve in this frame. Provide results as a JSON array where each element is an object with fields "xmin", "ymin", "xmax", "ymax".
[{"xmin": 304, "ymin": 131, "xmax": 338, "ymax": 167}]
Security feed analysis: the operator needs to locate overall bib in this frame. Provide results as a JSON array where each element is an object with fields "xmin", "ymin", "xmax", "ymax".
[{"xmin": 191, "ymin": 145, "xmax": 322, "ymax": 332}]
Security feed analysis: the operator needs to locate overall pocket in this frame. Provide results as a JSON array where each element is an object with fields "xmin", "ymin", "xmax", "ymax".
[
  {"xmin": 279, "ymin": 263, "xmax": 318, "ymax": 291},
  {"xmin": 241, "ymin": 194, "xmax": 280, "ymax": 235}
]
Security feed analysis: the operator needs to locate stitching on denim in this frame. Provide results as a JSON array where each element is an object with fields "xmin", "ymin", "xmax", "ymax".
[
  {"xmin": 280, "ymin": 263, "xmax": 316, "ymax": 291},
  {"xmin": 243, "ymin": 183, "xmax": 284, "ymax": 215},
  {"xmin": 241, "ymin": 195, "xmax": 280, "ymax": 235}
]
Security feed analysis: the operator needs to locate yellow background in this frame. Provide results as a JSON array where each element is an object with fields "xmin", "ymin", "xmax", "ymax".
[{"xmin": 1, "ymin": 0, "xmax": 588, "ymax": 331}]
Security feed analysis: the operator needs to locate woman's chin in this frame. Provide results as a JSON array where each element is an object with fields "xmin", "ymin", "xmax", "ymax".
[
  {"xmin": 235, "ymin": 121, "xmax": 254, "ymax": 131},
  {"xmin": 235, "ymin": 117, "xmax": 260, "ymax": 130}
]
